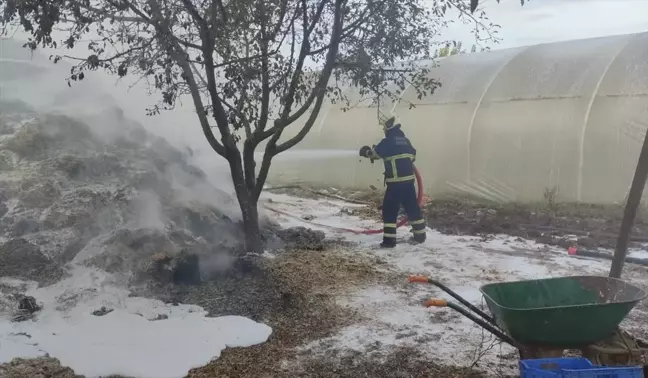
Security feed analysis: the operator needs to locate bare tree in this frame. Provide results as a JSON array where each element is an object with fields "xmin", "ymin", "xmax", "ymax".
[{"xmin": 2, "ymin": 0, "xmax": 497, "ymax": 253}]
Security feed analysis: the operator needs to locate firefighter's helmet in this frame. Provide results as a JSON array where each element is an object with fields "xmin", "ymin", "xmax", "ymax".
[{"xmin": 379, "ymin": 115, "xmax": 401, "ymax": 132}]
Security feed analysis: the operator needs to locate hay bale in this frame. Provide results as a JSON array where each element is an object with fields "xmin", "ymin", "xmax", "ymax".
[
  {"xmin": 18, "ymin": 179, "xmax": 62, "ymax": 208},
  {"xmin": 3, "ymin": 122, "xmax": 50, "ymax": 158},
  {"xmin": 0, "ymin": 239, "xmax": 65, "ymax": 284}
]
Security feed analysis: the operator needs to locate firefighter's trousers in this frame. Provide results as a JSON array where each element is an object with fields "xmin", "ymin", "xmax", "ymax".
[{"xmin": 381, "ymin": 180, "xmax": 427, "ymax": 246}]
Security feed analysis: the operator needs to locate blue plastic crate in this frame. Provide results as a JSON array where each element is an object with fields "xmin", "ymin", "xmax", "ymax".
[
  {"xmin": 520, "ymin": 358, "xmax": 643, "ymax": 378},
  {"xmin": 520, "ymin": 358, "xmax": 593, "ymax": 377},
  {"xmin": 561, "ymin": 365, "xmax": 644, "ymax": 378}
]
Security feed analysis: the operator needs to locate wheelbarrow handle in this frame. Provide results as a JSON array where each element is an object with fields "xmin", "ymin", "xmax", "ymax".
[
  {"xmin": 424, "ymin": 298, "xmax": 519, "ymax": 348},
  {"xmin": 424, "ymin": 298, "xmax": 448, "ymax": 307},
  {"xmin": 408, "ymin": 275, "xmax": 496, "ymax": 325}
]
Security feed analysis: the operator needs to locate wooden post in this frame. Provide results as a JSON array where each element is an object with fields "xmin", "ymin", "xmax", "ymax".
[{"xmin": 609, "ymin": 129, "xmax": 648, "ymax": 278}]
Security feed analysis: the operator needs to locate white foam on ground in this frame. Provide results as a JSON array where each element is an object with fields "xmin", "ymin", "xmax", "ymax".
[
  {"xmin": 264, "ymin": 194, "xmax": 648, "ymax": 376},
  {"xmin": 628, "ymin": 248, "xmax": 648, "ymax": 260},
  {"xmin": 0, "ymin": 266, "xmax": 272, "ymax": 378}
]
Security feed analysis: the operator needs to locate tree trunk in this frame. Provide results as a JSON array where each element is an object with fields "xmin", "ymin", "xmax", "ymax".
[
  {"xmin": 609, "ymin": 131, "xmax": 648, "ymax": 278},
  {"xmin": 239, "ymin": 140, "xmax": 264, "ymax": 254},
  {"xmin": 240, "ymin": 196, "xmax": 264, "ymax": 254},
  {"xmin": 227, "ymin": 149, "xmax": 265, "ymax": 255}
]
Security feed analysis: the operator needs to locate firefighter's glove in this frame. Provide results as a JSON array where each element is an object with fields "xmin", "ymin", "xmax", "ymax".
[{"xmin": 359, "ymin": 145, "xmax": 372, "ymax": 158}]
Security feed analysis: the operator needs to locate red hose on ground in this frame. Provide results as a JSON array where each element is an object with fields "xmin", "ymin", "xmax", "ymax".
[{"xmin": 265, "ymin": 166, "xmax": 425, "ymax": 235}]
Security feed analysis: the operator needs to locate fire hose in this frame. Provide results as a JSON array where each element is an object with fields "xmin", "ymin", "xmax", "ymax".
[{"xmin": 264, "ymin": 165, "xmax": 424, "ymax": 235}]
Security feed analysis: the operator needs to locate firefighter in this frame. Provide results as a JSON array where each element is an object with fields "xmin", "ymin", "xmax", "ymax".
[{"xmin": 359, "ymin": 116, "xmax": 427, "ymax": 248}]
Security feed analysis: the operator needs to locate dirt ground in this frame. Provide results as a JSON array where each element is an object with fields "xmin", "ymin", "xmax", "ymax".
[
  {"xmin": 269, "ymin": 185, "xmax": 648, "ymax": 251},
  {"xmin": 184, "ymin": 245, "xmax": 501, "ymax": 378},
  {"xmin": 423, "ymin": 198, "xmax": 648, "ymax": 251}
]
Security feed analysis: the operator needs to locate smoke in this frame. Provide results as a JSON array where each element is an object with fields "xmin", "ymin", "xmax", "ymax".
[
  {"xmin": 198, "ymin": 253, "xmax": 238, "ymax": 278},
  {"xmin": 268, "ymin": 149, "xmax": 359, "ymax": 161},
  {"xmin": 165, "ymin": 163, "xmax": 241, "ymax": 222},
  {"xmin": 1, "ymin": 47, "xmax": 120, "ymax": 128},
  {"xmin": 129, "ymin": 191, "xmax": 166, "ymax": 230},
  {"xmin": 0, "ymin": 38, "xmax": 250, "ymax": 281}
]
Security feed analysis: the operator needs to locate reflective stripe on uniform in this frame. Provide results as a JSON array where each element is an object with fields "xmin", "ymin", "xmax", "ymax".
[
  {"xmin": 409, "ymin": 219, "xmax": 425, "ymax": 225},
  {"xmin": 383, "ymin": 233, "xmax": 397, "ymax": 238},
  {"xmin": 383, "ymin": 153, "xmax": 415, "ymax": 182},
  {"xmin": 412, "ymin": 229, "xmax": 426, "ymax": 234},
  {"xmin": 383, "ymin": 223, "xmax": 397, "ymax": 228},
  {"xmin": 385, "ymin": 175, "xmax": 415, "ymax": 183},
  {"xmin": 383, "ymin": 153, "xmax": 415, "ymax": 162}
]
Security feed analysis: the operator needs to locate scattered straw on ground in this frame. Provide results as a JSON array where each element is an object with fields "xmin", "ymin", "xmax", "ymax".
[
  {"xmin": 265, "ymin": 247, "xmax": 395, "ymax": 296},
  {"xmin": 187, "ymin": 246, "xmax": 416, "ymax": 378},
  {"xmin": 187, "ymin": 242, "xmax": 514, "ymax": 378},
  {"xmin": 297, "ymin": 346, "xmax": 510, "ymax": 378},
  {"xmin": 188, "ymin": 250, "xmax": 490, "ymax": 378}
]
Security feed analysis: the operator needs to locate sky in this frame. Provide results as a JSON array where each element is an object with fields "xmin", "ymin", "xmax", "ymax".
[
  {"xmin": 441, "ymin": 0, "xmax": 648, "ymax": 49},
  {"xmin": 3, "ymin": 0, "xmax": 648, "ymax": 154}
]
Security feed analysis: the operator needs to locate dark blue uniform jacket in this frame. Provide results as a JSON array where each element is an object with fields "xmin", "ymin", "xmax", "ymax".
[{"xmin": 372, "ymin": 128, "xmax": 417, "ymax": 183}]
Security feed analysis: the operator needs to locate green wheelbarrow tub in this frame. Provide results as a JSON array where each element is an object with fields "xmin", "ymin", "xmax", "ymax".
[{"xmin": 479, "ymin": 276, "xmax": 647, "ymax": 348}]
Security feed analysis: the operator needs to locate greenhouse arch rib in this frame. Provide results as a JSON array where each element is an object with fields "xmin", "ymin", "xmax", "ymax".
[
  {"xmin": 465, "ymin": 46, "xmax": 530, "ymax": 182},
  {"xmin": 576, "ymin": 34, "xmax": 636, "ymax": 202}
]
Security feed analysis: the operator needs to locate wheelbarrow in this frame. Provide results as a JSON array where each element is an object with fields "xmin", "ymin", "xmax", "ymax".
[{"xmin": 409, "ymin": 275, "xmax": 647, "ymax": 358}]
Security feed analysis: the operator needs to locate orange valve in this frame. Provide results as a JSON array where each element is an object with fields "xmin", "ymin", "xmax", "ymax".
[
  {"xmin": 424, "ymin": 298, "xmax": 448, "ymax": 308},
  {"xmin": 408, "ymin": 275, "xmax": 430, "ymax": 283}
]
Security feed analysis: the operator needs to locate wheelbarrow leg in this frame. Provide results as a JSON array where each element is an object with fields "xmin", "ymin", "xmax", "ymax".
[
  {"xmin": 424, "ymin": 299, "xmax": 519, "ymax": 348},
  {"xmin": 429, "ymin": 299, "xmax": 562, "ymax": 358}
]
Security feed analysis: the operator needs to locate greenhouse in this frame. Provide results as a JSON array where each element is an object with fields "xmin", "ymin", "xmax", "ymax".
[{"xmin": 270, "ymin": 32, "xmax": 648, "ymax": 204}]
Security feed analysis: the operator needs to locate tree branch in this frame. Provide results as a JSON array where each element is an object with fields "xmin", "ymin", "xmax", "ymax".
[
  {"xmin": 179, "ymin": 0, "xmax": 236, "ymax": 152},
  {"xmin": 213, "ymin": 0, "xmax": 228, "ymax": 24},
  {"xmin": 278, "ymin": 0, "xmax": 310, "ymax": 117},
  {"xmin": 254, "ymin": 0, "xmax": 331, "ymax": 146},
  {"xmin": 307, "ymin": 0, "xmax": 384, "ymax": 56},
  {"xmin": 67, "ymin": 0, "xmax": 145, "ymax": 22},
  {"xmin": 270, "ymin": 0, "xmax": 316, "ymax": 130},
  {"xmin": 253, "ymin": 0, "xmax": 344, "ymax": 201},
  {"xmin": 306, "ymin": 0, "xmax": 330, "ymax": 35},
  {"xmin": 257, "ymin": 0, "xmax": 350, "ymax": 130},
  {"xmin": 57, "ymin": 41, "xmax": 151, "ymax": 67},
  {"xmin": 144, "ymin": 0, "xmax": 226, "ymax": 156},
  {"xmin": 274, "ymin": 0, "xmax": 343, "ymax": 155},
  {"xmin": 103, "ymin": 0, "xmax": 203, "ymax": 50},
  {"xmin": 447, "ymin": 0, "xmax": 498, "ymax": 44},
  {"xmin": 268, "ymin": 0, "xmax": 290, "ymax": 41},
  {"xmin": 255, "ymin": 2, "xmax": 271, "ymax": 135},
  {"xmin": 252, "ymin": 38, "xmax": 310, "ymax": 199},
  {"xmin": 267, "ymin": 5, "xmax": 301, "ymax": 95}
]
